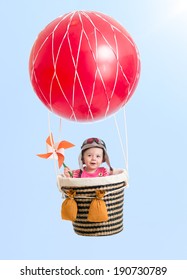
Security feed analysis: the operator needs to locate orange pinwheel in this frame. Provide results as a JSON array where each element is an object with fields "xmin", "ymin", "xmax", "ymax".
[{"xmin": 37, "ymin": 133, "xmax": 75, "ymax": 168}]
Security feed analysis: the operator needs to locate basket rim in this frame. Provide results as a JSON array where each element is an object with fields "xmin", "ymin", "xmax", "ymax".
[{"xmin": 57, "ymin": 168, "xmax": 128, "ymax": 191}]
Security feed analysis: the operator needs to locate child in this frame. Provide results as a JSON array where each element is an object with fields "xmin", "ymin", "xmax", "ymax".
[{"xmin": 64, "ymin": 137, "xmax": 113, "ymax": 178}]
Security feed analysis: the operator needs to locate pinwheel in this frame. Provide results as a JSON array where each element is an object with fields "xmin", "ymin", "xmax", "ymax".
[{"xmin": 37, "ymin": 133, "xmax": 75, "ymax": 170}]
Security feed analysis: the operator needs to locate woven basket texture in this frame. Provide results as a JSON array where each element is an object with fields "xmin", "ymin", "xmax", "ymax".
[{"xmin": 58, "ymin": 170, "xmax": 128, "ymax": 236}]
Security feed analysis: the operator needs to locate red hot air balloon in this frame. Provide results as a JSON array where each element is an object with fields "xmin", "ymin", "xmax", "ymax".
[{"xmin": 29, "ymin": 11, "xmax": 140, "ymax": 122}]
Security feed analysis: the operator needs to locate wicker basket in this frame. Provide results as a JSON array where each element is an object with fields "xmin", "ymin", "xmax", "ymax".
[{"xmin": 57, "ymin": 169, "xmax": 128, "ymax": 236}]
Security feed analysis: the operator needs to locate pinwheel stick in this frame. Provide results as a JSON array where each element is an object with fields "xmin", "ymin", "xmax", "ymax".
[{"xmin": 63, "ymin": 163, "xmax": 73, "ymax": 178}]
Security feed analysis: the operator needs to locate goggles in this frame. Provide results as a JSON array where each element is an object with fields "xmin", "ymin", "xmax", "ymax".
[{"xmin": 81, "ymin": 138, "xmax": 106, "ymax": 149}]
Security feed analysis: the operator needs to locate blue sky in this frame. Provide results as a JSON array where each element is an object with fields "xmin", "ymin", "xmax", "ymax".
[{"xmin": 0, "ymin": 0, "xmax": 187, "ymax": 260}]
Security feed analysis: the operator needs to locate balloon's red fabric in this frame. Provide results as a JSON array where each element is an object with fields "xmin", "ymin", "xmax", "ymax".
[{"xmin": 29, "ymin": 11, "xmax": 140, "ymax": 122}]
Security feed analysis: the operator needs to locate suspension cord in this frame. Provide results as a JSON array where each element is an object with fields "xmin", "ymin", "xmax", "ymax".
[
  {"xmin": 48, "ymin": 111, "xmax": 59, "ymax": 177},
  {"xmin": 113, "ymin": 107, "xmax": 129, "ymax": 173}
]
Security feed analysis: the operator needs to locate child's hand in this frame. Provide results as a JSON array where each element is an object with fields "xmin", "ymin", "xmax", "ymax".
[{"xmin": 64, "ymin": 166, "xmax": 72, "ymax": 178}]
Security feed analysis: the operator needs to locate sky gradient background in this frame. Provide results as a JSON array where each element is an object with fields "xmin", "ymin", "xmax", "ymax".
[{"xmin": 0, "ymin": 0, "xmax": 187, "ymax": 260}]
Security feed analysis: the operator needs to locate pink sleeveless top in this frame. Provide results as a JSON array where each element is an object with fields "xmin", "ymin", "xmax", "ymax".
[{"xmin": 73, "ymin": 167, "xmax": 109, "ymax": 178}]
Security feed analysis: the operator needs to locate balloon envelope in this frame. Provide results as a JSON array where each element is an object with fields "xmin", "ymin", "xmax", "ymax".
[{"xmin": 29, "ymin": 11, "xmax": 140, "ymax": 122}]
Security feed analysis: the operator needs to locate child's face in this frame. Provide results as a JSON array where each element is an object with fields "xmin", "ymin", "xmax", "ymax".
[{"xmin": 83, "ymin": 147, "xmax": 103, "ymax": 172}]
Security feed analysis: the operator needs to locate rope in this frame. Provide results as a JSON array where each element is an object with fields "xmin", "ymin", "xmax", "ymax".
[
  {"xmin": 113, "ymin": 108, "xmax": 129, "ymax": 172},
  {"xmin": 58, "ymin": 117, "xmax": 62, "ymax": 143},
  {"xmin": 48, "ymin": 111, "xmax": 59, "ymax": 177},
  {"xmin": 47, "ymin": 107, "xmax": 129, "ymax": 182}
]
